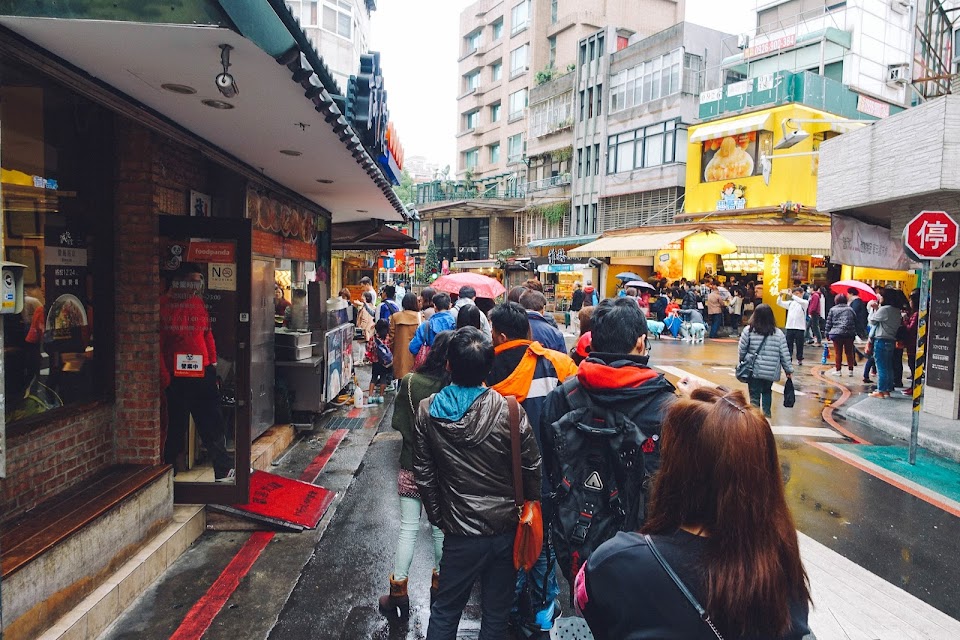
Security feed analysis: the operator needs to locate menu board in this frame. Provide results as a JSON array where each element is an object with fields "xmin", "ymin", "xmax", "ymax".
[{"xmin": 927, "ymin": 272, "xmax": 959, "ymax": 391}]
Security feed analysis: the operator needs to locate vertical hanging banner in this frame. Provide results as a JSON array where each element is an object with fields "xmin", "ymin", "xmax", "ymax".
[{"xmin": 44, "ymin": 223, "xmax": 89, "ymax": 351}]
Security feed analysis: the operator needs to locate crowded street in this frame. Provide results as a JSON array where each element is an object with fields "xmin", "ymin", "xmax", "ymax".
[
  {"xmin": 5, "ymin": 1, "xmax": 960, "ymax": 639},
  {"xmin": 97, "ymin": 336, "xmax": 960, "ymax": 640}
]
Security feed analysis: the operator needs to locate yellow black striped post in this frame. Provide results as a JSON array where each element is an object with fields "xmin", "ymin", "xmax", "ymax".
[{"xmin": 910, "ymin": 262, "xmax": 930, "ymax": 465}]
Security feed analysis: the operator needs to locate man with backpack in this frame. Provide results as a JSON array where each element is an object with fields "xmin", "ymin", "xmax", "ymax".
[
  {"xmin": 378, "ymin": 285, "xmax": 400, "ymax": 322},
  {"xmin": 486, "ymin": 302, "xmax": 578, "ymax": 637},
  {"xmin": 540, "ymin": 298, "xmax": 676, "ymax": 585}
]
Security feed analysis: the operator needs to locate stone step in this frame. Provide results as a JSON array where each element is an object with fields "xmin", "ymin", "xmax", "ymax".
[{"xmin": 38, "ymin": 505, "xmax": 205, "ymax": 640}]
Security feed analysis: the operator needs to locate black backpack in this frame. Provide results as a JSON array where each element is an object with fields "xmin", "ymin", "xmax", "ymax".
[{"xmin": 548, "ymin": 378, "xmax": 654, "ymax": 584}]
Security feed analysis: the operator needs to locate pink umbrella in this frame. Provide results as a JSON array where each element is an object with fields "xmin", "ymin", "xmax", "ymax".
[
  {"xmin": 431, "ymin": 272, "xmax": 506, "ymax": 299},
  {"xmin": 830, "ymin": 279, "xmax": 877, "ymax": 302}
]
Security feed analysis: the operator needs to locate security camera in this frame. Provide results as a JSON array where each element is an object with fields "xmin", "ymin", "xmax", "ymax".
[
  {"xmin": 216, "ymin": 72, "xmax": 238, "ymax": 98},
  {"xmin": 216, "ymin": 44, "xmax": 238, "ymax": 98}
]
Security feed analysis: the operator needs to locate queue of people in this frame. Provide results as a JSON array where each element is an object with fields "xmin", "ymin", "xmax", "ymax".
[
  {"xmin": 337, "ymin": 272, "xmax": 919, "ymax": 639},
  {"xmin": 356, "ymin": 276, "xmax": 814, "ymax": 640}
]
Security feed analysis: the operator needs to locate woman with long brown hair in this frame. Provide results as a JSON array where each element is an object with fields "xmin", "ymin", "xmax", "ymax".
[{"xmin": 576, "ymin": 386, "xmax": 811, "ymax": 639}]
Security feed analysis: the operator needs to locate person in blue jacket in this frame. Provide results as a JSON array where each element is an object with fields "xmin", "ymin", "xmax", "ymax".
[
  {"xmin": 518, "ymin": 289, "xmax": 567, "ymax": 353},
  {"xmin": 409, "ymin": 292, "xmax": 457, "ymax": 356}
]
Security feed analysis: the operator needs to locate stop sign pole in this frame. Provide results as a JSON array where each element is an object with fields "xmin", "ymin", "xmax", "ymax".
[{"xmin": 903, "ymin": 210, "xmax": 960, "ymax": 464}]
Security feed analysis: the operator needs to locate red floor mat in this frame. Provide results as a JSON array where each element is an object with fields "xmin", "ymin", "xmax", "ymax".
[{"xmin": 232, "ymin": 471, "xmax": 335, "ymax": 529}]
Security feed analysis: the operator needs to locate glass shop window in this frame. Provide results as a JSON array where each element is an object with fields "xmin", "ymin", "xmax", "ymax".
[{"xmin": 1, "ymin": 61, "xmax": 114, "ymax": 425}]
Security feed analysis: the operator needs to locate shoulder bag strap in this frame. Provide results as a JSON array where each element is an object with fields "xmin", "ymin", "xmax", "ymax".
[
  {"xmin": 404, "ymin": 374, "xmax": 417, "ymax": 416},
  {"xmin": 507, "ymin": 396, "xmax": 523, "ymax": 509},
  {"xmin": 644, "ymin": 534, "xmax": 724, "ymax": 640}
]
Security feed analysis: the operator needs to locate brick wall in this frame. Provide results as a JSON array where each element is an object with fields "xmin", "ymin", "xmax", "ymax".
[
  {"xmin": 0, "ymin": 406, "xmax": 113, "ymax": 522},
  {"xmin": 0, "ymin": 116, "xmax": 213, "ymax": 522}
]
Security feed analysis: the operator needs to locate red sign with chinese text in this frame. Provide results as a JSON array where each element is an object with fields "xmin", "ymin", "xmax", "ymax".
[{"xmin": 904, "ymin": 211, "xmax": 960, "ymax": 260}]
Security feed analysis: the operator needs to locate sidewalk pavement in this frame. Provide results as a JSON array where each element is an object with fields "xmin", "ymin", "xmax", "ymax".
[{"xmin": 844, "ymin": 394, "xmax": 960, "ymax": 463}]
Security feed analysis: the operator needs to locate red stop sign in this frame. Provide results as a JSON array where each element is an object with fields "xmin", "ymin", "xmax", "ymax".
[{"xmin": 904, "ymin": 211, "xmax": 960, "ymax": 260}]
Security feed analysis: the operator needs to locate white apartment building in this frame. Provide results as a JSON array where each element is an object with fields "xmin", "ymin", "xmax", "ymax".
[
  {"xmin": 286, "ymin": 0, "xmax": 375, "ymax": 87},
  {"xmin": 720, "ymin": 0, "xmax": 916, "ymax": 110}
]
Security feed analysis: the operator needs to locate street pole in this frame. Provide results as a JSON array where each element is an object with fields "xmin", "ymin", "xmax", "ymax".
[{"xmin": 910, "ymin": 260, "xmax": 930, "ymax": 465}]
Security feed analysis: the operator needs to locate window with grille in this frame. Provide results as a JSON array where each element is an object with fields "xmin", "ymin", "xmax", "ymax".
[
  {"xmin": 598, "ymin": 187, "xmax": 684, "ymax": 232},
  {"xmin": 529, "ymin": 92, "xmax": 573, "ymax": 138}
]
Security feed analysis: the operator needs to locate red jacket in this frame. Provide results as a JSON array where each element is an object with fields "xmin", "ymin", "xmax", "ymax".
[{"xmin": 159, "ymin": 290, "xmax": 217, "ymax": 388}]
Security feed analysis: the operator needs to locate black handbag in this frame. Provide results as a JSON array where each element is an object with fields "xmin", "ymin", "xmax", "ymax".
[
  {"xmin": 645, "ymin": 534, "xmax": 724, "ymax": 640},
  {"xmin": 735, "ymin": 330, "xmax": 768, "ymax": 383},
  {"xmin": 783, "ymin": 378, "xmax": 796, "ymax": 408}
]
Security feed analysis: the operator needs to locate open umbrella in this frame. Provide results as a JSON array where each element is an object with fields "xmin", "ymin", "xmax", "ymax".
[
  {"xmin": 625, "ymin": 280, "xmax": 656, "ymax": 291},
  {"xmin": 430, "ymin": 272, "xmax": 506, "ymax": 299},
  {"xmin": 830, "ymin": 279, "xmax": 877, "ymax": 302},
  {"xmin": 615, "ymin": 272, "xmax": 644, "ymax": 281}
]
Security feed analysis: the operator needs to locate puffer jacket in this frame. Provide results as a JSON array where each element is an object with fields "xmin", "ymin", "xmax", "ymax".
[
  {"xmin": 414, "ymin": 387, "xmax": 541, "ymax": 536},
  {"xmin": 869, "ymin": 305, "xmax": 902, "ymax": 340},
  {"xmin": 738, "ymin": 327, "xmax": 793, "ymax": 382},
  {"xmin": 825, "ymin": 303, "xmax": 857, "ymax": 338}
]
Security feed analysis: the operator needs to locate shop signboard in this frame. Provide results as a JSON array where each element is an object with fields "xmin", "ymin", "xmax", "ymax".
[{"xmin": 927, "ymin": 272, "xmax": 959, "ymax": 391}]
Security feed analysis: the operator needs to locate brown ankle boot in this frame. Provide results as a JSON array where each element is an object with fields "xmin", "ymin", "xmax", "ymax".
[
  {"xmin": 378, "ymin": 574, "xmax": 409, "ymax": 620},
  {"xmin": 430, "ymin": 569, "xmax": 440, "ymax": 607}
]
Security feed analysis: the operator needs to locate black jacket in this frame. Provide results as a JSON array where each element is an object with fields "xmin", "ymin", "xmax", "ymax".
[
  {"xmin": 571, "ymin": 288, "xmax": 585, "ymax": 311},
  {"xmin": 681, "ymin": 289, "xmax": 699, "ymax": 311},
  {"xmin": 580, "ymin": 530, "xmax": 811, "ymax": 640},
  {"xmin": 541, "ymin": 353, "xmax": 676, "ymax": 487},
  {"xmin": 849, "ymin": 296, "xmax": 868, "ymax": 338},
  {"xmin": 414, "ymin": 389, "xmax": 541, "ymax": 536}
]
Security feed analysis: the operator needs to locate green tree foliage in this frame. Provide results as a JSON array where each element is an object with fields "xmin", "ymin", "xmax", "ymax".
[
  {"xmin": 393, "ymin": 169, "xmax": 416, "ymax": 205},
  {"xmin": 424, "ymin": 240, "xmax": 440, "ymax": 276}
]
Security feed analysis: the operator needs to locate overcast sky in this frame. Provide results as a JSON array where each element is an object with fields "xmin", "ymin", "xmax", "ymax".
[{"xmin": 370, "ymin": 0, "xmax": 757, "ymax": 172}]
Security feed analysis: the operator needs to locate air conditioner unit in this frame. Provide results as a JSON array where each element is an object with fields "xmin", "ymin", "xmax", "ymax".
[
  {"xmin": 737, "ymin": 33, "xmax": 750, "ymax": 50},
  {"xmin": 891, "ymin": 0, "xmax": 911, "ymax": 15},
  {"xmin": 887, "ymin": 63, "xmax": 910, "ymax": 86}
]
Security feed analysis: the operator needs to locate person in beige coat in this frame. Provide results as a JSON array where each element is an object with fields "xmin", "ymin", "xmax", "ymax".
[{"xmin": 389, "ymin": 293, "xmax": 423, "ymax": 379}]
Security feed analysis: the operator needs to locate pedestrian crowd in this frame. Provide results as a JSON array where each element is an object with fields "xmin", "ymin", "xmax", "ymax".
[{"xmin": 343, "ymin": 272, "xmax": 917, "ymax": 639}]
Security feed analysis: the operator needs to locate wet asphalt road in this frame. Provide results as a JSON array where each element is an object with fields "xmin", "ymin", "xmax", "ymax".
[{"xmin": 102, "ymin": 337, "xmax": 960, "ymax": 639}]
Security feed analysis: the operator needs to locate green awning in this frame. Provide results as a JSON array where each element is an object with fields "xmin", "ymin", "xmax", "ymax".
[{"xmin": 527, "ymin": 234, "xmax": 599, "ymax": 249}]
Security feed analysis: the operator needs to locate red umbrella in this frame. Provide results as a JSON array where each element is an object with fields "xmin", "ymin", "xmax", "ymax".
[
  {"xmin": 830, "ymin": 279, "xmax": 877, "ymax": 302},
  {"xmin": 431, "ymin": 272, "xmax": 506, "ymax": 299}
]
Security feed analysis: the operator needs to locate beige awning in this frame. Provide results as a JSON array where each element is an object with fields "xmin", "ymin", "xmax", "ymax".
[
  {"xmin": 715, "ymin": 229, "xmax": 831, "ymax": 254},
  {"xmin": 689, "ymin": 113, "xmax": 774, "ymax": 143},
  {"xmin": 569, "ymin": 229, "xmax": 697, "ymax": 258}
]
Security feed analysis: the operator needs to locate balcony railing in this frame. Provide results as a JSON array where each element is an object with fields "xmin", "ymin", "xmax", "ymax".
[
  {"xmin": 525, "ymin": 173, "xmax": 571, "ymax": 192},
  {"xmin": 416, "ymin": 181, "xmax": 526, "ymax": 205}
]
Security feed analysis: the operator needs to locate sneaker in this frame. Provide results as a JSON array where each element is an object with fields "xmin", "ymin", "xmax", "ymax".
[
  {"xmin": 215, "ymin": 468, "xmax": 236, "ymax": 483},
  {"xmin": 846, "ymin": 369, "xmax": 855, "ymax": 377},
  {"xmin": 797, "ymin": 360, "xmax": 803, "ymax": 367},
  {"xmin": 868, "ymin": 391, "xmax": 888, "ymax": 399},
  {"xmin": 829, "ymin": 369, "xmax": 843, "ymax": 377}
]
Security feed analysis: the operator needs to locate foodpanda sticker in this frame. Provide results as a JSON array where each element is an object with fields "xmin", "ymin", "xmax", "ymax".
[{"xmin": 174, "ymin": 353, "xmax": 205, "ymax": 378}]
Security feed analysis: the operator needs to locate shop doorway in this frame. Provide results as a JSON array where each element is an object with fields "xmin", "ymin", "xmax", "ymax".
[{"xmin": 159, "ymin": 215, "xmax": 252, "ymax": 505}]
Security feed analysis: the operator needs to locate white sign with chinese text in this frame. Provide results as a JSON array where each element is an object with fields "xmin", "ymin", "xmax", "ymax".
[
  {"xmin": 856, "ymin": 94, "xmax": 891, "ymax": 119},
  {"xmin": 831, "ymin": 215, "xmax": 910, "ymax": 270},
  {"xmin": 744, "ymin": 34, "xmax": 797, "ymax": 59},
  {"xmin": 699, "ymin": 88, "xmax": 723, "ymax": 104}
]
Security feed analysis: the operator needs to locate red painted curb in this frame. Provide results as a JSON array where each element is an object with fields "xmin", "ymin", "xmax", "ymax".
[
  {"xmin": 299, "ymin": 428, "xmax": 349, "ymax": 484},
  {"xmin": 170, "ymin": 427, "xmax": 349, "ymax": 638},
  {"xmin": 811, "ymin": 365, "xmax": 871, "ymax": 444},
  {"xmin": 169, "ymin": 531, "xmax": 275, "ymax": 640}
]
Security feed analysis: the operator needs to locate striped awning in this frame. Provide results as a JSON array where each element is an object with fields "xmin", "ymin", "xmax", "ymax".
[
  {"xmin": 570, "ymin": 229, "xmax": 697, "ymax": 258},
  {"xmin": 715, "ymin": 229, "xmax": 831, "ymax": 255},
  {"xmin": 689, "ymin": 113, "xmax": 774, "ymax": 143}
]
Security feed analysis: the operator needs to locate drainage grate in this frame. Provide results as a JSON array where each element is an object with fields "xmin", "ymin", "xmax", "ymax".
[
  {"xmin": 552, "ymin": 618, "xmax": 594, "ymax": 640},
  {"xmin": 326, "ymin": 417, "xmax": 367, "ymax": 431}
]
